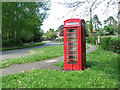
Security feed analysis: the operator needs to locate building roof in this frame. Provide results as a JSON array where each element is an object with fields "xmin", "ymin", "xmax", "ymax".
[{"xmin": 88, "ymin": 29, "xmax": 96, "ymax": 33}]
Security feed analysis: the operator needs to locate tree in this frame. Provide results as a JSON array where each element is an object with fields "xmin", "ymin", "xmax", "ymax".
[
  {"xmin": 57, "ymin": 0, "xmax": 117, "ymax": 17},
  {"xmin": 89, "ymin": 19, "xmax": 93, "ymax": 35},
  {"xmin": 93, "ymin": 15, "xmax": 101, "ymax": 31},
  {"xmin": 44, "ymin": 31, "xmax": 50, "ymax": 40},
  {"xmin": 49, "ymin": 28, "xmax": 54, "ymax": 32},
  {"xmin": 2, "ymin": 1, "xmax": 51, "ymax": 43},
  {"xmin": 49, "ymin": 33, "xmax": 57, "ymax": 40},
  {"xmin": 103, "ymin": 16, "xmax": 118, "ymax": 35},
  {"xmin": 57, "ymin": 0, "xmax": 117, "ymax": 35},
  {"xmin": 102, "ymin": 25, "xmax": 114, "ymax": 35},
  {"xmin": 85, "ymin": 21, "xmax": 90, "ymax": 37},
  {"xmin": 57, "ymin": 25, "xmax": 63, "ymax": 31},
  {"xmin": 44, "ymin": 28, "xmax": 57, "ymax": 40},
  {"xmin": 104, "ymin": 16, "xmax": 117, "ymax": 25}
]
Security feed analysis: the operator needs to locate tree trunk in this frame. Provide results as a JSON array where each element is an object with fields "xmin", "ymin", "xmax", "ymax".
[
  {"xmin": 10, "ymin": 29, "xmax": 12, "ymax": 39},
  {"xmin": 14, "ymin": 30, "xmax": 16, "ymax": 39},
  {"xmin": 8, "ymin": 29, "xmax": 10, "ymax": 40},
  {"xmin": 89, "ymin": 8, "xmax": 93, "ymax": 36},
  {"xmin": 90, "ymin": 8, "xmax": 92, "ymax": 21}
]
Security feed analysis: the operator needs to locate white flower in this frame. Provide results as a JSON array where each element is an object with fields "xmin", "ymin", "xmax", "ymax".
[{"xmin": 87, "ymin": 82, "xmax": 90, "ymax": 84}]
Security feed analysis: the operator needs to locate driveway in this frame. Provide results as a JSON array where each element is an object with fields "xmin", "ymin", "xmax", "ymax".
[{"xmin": 1, "ymin": 41, "xmax": 62, "ymax": 60}]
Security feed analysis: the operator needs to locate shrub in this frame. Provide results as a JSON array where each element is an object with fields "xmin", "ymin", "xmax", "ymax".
[
  {"xmin": 86, "ymin": 36, "xmax": 98, "ymax": 44},
  {"xmin": 62, "ymin": 38, "xmax": 64, "ymax": 42},
  {"xmin": 2, "ymin": 40, "xmax": 9, "ymax": 47},
  {"xmin": 49, "ymin": 33, "xmax": 57, "ymax": 40},
  {"xmin": 2, "ymin": 39, "xmax": 23, "ymax": 47},
  {"xmin": 100, "ymin": 37, "xmax": 120, "ymax": 53}
]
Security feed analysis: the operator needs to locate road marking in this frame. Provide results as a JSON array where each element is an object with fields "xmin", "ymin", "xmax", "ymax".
[{"xmin": 45, "ymin": 60, "xmax": 58, "ymax": 62}]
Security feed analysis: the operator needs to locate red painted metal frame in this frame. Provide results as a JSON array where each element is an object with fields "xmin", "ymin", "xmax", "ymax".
[{"xmin": 64, "ymin": 18, "xmax": 86, "ymax": 71}]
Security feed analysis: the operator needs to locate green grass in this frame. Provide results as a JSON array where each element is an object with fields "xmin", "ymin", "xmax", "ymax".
[
  {"xmin": 54, "ymin": 60, "xmax": 64, "ymax": 70},
  {"xmin": 54, "ymin": 47, "xmax": 119, "ymax": 88},
  {"xmin": 2, "ymin": 45, "xmax": 118, "ymax": 88},
  {"xmin": 1, "ymin": 45, "xmax": 63, "ymax": 68},
  {"xmin": 1, "ymin": 45, "xmax": 89, "ymax": 68},
  {"xmin": 2, "ymin": 42, "xmax": 45, "ymax": 51},
  {"xmin": 2, "ymin": 45, "xmax": 64, "ymax": 68}
]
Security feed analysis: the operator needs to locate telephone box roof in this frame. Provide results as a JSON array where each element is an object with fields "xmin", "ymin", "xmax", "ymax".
[{"xmin": 64, "ymin": 18, "xmax": 82, "ymax": 22}]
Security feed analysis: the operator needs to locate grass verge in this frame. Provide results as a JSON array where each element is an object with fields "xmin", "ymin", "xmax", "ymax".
[
  {"xmin": 1, "ymin": 45, "xmax": 64, "ymax": 68},
  {"xmin": 2, "ymin": 45, "xmax": 118, "ymax": 88},
  {"xmin": 54, "ymin": 47, "xmax": 119, "ymax": 88},
  {"xmin": 1, "ymin": 45, "xmax": 89, "ymax": 68},
  {"xmin": 2, "ymin": 46, "xmax": 118, "ymax": 88},
  {"xmin": 2, "ymin": 42, "xmax": 45, "ymax": 51}
]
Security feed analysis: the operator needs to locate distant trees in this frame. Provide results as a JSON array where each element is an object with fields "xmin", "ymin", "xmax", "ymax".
[
  {"xmin": 85, "ymin": 14, "xmax": 101, "ymax": 36},
  {"xmin": 85, "ymin": 21, "xmax": 90, "ymax": 37},
  {"xmin": 2, "ymin": 2, "xmax": 50, "ymax": 44},
  {"xmin": 104, "ymin": 16, "xmax": 117, "ymax": 25},
  {"xmin": 93, "ymin": 15, "xmax": 101, "ymax": 31},
  {"xmin": 57, "ymin": 25, "xmax": 63, "ymax": 32},
  {"xmin": 89, "ymin": 19, "xmax": 93, "ymax": 35},
  {"xmin": 57, "ymin": 0, "xmax": 117, "ymax": 34},
  {"xmin": 103, "ymin": 16, "xmax": 118, "ymax": 35},
  {"xmin": 44, "ymin": 28, "xmax": 57, "ymax": 40},
  {"xmin": 102, "ymin": 25, "xmax": 114, "ymax": 35},
  {"xmin": 84, "ymin": 15, "xmax": 118, "ymax": 37}
]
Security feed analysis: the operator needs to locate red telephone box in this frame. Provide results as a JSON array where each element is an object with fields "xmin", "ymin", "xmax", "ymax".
[{"xmin": 64, "ymin": 18, "xmax": 86, "ymax": 70}]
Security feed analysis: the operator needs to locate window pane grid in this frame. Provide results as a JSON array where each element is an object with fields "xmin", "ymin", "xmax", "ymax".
[{"xmin": 66, "ymin": 28, "xmax": 78, "ymax": 64}]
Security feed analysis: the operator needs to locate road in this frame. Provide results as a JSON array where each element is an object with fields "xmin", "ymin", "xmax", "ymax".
[{"xmin": 1, "ymin": 41, "xmax": 62, "ymax": 60}]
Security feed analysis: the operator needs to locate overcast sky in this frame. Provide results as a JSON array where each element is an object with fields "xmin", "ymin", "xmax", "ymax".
[{"xmin": 41, "ymin": 0, "xmax": 118, "ymax": 33}]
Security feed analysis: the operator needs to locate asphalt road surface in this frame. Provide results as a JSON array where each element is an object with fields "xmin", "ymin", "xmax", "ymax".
[{"xmin": 1, "ymin": 41, "xmax": 62, "ymax": 60}]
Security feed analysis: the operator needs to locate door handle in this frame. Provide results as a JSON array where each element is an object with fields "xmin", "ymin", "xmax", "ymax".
[{"xmin": 65, "ymin": 43, "xmax": 68, "ymax": 46}]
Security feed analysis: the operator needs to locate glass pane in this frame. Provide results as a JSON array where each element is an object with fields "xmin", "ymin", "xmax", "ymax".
[
  {"xmin": 67, "ymin": 51, "xmax": 78, "ymax": 55},
  {"xmin": 68, "ymin": 29, "xmax": 75, "ymax": 32},
  {"xmin": 68, "ymin": 43, "xmax": 72, "ymax": 46},
  {"xmin": 67, "ymin": 60, "xmax": 77, "ymax": 64},
  {"xmin": 66, "ymin": 38, "xmax": 78, "ymax": 41},
  {"xmin": 68, "ymin": 47, "xmax": 73, "ymax": 50},
  {"xmin": 67, "ymin": 47, "xmax": 78, "ymax": 50},
  {"xmin": 68, "ymin": 34, "xmax": 76, "ymax": 37},
  {"xmin": 66, "ymin": 28, "xmax": 78, "ymax": 64},
  {"xmin": 73, "ymin": 42, "xmax": 78, "ymax": 46},
  {"xmin": 67, "ymin": 56, "xmax": 78, "ymax": 59},
  {"xmin": 66, "ymin": 33, "xmax": 77, "ymax": 37}
]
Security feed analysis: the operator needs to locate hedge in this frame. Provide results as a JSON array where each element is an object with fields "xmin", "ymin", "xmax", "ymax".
[
  {"xmin": 2, "ymin": 39, "xmax": 23, "ymax": 48},
  {"xmin": 86, "ymin": 36, "xmax": 98, "ymax": 44},
  {"xmin": 62, "ymin": 38, "xmax": 64, "ymax": 42},
  {"xmin": 100, "ymin": 37, "xmax": 120, "ymax": 54}
]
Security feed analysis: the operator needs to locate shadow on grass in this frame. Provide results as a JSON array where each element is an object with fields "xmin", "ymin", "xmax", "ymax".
[
  {"xmin": 86, "ymin": 60, "xmax": 100, "ymax": 68},
  {"xmin": 86, "ymin": 56, "xmax": 118, "ymax": 79}
]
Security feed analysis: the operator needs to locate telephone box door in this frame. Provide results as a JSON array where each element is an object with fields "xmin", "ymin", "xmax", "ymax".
[{"xmin": 64, "ymin": 27, "xmax": 81, "ymax": 70}]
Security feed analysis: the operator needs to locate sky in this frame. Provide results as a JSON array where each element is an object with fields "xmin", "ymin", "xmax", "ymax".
[{"xmin": 41, "ymin": 0, "xmax": 118, "ymax": 33}]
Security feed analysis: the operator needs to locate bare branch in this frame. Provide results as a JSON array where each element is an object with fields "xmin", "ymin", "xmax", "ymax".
[
  {"xmin": 56, "ymin": 0, "xmax": 118, "ymax": 20},
  {"xmin": 71, "ymin": 1, "xmax": 87, "ymax": 18}
]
